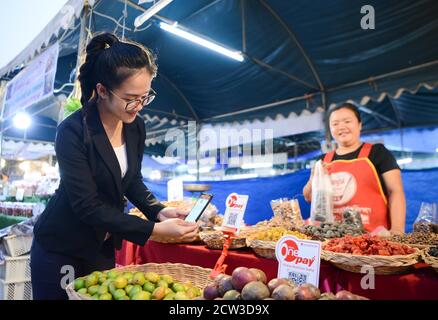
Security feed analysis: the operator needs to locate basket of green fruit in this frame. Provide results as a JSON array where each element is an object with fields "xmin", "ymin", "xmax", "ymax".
[{"xmin": 66, "ymin": 262, "xmax": 213, "ymax": 300}]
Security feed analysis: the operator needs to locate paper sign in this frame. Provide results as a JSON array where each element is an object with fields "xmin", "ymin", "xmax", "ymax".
[
  {"xmin": 15, "ymin": 188, "xmax": 25, "ymax": 201},
  {"xmin": 275, "ymin": 236, "xmax": 321, "ymax": 287},
  {"xmin": 222, "ymin": 193, "xmax": 248, "ymax": 232},
  {"xmin": 167, "ymin": 178, "xmax": 184, "ymax": 201}
]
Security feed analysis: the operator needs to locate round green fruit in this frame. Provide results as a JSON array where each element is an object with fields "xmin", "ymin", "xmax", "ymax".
[
  {"xmin": 74, "ymin": 278, "xmax": 85, "ymax": 291},
  {"xmin": 131, "ymin": 291, "xmax": 151, "ymax": 300}
]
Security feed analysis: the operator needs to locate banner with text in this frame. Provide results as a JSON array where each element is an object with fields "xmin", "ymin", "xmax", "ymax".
[{"xmin": 2, "ymin": 43, "xmax": 59, "ymax": 119}]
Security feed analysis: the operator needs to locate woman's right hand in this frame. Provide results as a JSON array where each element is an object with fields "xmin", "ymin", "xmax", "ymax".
[{"xmin": 152, "ymin": 218, "xmax": 199, "ymax": 242}]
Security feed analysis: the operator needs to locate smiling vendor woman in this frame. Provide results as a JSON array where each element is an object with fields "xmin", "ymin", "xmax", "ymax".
[{"xmin": 303, "ymin": 103, "xmax": 406, "ymax": 234}]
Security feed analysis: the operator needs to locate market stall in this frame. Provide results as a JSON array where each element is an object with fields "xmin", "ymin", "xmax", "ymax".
[
  {"xmin": 115, "ymin": 240, "xmax": 438, "ymax": 300},
  {"xmin": 1, "ymin": 0, "xmax": 438, "ymax": 305}
]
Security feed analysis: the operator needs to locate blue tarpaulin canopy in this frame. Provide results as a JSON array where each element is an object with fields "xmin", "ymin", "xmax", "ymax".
[{"xmin": 1, "ymin": 0, "xmax": 437, "ymax": 148}]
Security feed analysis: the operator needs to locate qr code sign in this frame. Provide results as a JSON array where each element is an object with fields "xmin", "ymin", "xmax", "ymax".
[
  {"xmin": 288, "ymin": 271, "xmax": 307, "ymax": 286},
  {"xmin": 226, "ymin": 212, "xmax": 239, "ymax": 226}
]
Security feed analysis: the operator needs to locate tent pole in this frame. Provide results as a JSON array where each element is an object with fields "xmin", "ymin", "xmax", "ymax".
[
  {"xmin": 204, "ymin": 93, "xmax": 322, "ymax": 121},
  {"xmin": 158, "ymin": 72, "xmax": 199, "ymax": 122},
  {"xmin": 122, "ymin": 0, "xmax": 128, "ymax": 40},
  {"xmin": 327, "ymin": 60, "xmax": 438, "ymax": 93},
  {"xmin": 181, "ymin": 0, "xmax": 223, "ymax": 22},
  {"xmin": 388, "ymin": 97, "xmax": 404, "ymax": 152},
  {"xmin": 70, "ymin": 1, "xmax": 90, "ymax": 102},
  {"xmin": 241, "ymin": 0, "xmax": 246, "ymax": 52},
  {"xmin": 258, "ymin": 0, "xmax": 325, "ymax": 92},
  {"xmin": 322, "ymin": 91, "xmax": 333, "ymax": 151},
  {"xmin": 249, "ymin": 57, "xmax": 318, "ymax": 90},
  {"xmin": 294, "ymin": 143, "xmax": 298, "ymax": 171},
  {"xmin": 0, "ymin": 81, "xmax": 6, "ymax": 161},
  {"xmin": 196, "ymin": 122, "xmax": 200, "ymax": 181}
]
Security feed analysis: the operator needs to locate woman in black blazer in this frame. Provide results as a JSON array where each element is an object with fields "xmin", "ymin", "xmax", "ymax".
[{"xmin": 31, "ymin": 33, "xmax": 198, "ymax": 300}]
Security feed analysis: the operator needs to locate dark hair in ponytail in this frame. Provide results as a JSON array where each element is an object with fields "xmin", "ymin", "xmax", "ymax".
[{"xmin": 78, "ymin": 32, "xmax": 157, "ymax": 116}]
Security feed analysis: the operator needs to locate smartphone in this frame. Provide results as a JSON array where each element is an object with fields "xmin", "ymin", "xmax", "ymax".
[{"xmin": 185, "ymin": 193, "xmax": 213, "ymax": 222}]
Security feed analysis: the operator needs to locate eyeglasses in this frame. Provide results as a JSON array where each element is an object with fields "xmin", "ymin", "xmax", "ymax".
[{"xmin": 108, "ymin": 88, "xmax": 156, "ymax": 111}]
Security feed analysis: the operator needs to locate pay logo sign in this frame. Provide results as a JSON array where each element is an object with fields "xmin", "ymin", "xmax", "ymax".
[
  {"xmin": 222, "ymin": 193, "xmax": 248, "ymax": 231},
  {"xmin": 275, "ymin": 236, "xmax": 321, "ymax": 287},
  {"xmin": 227, "ymin": 194, "xmax": 244, "ymax": 209}
]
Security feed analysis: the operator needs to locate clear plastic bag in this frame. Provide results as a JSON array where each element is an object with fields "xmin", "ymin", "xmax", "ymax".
[
  {"xmin": 270, "ymin": 198, "xmax": 304, "ymax": 229},
  {"xmin": 310, "ymin": 160, "xmax": 334, "ymax": 223},
  {"xmin": 342, "ymin": 206, "xmax": 364, "ymax": 231},
  {"xmin": 414, "ymin": 202, "xmax": 438, "ymax": 233}
]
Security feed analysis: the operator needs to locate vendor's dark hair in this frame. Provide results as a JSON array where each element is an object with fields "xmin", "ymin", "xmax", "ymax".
[
  {"xmin": 78, "ymin": 32, "xmax": 157, "ymax": 116},
  {"xmin": 327, "ymin": 102, "xmax": 361, "ymax": 123}
]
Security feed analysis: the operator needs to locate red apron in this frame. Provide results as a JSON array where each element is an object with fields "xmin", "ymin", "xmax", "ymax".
[{"xmin": 323, "ymin": 143, "xmax": 390, "ymax": 232}]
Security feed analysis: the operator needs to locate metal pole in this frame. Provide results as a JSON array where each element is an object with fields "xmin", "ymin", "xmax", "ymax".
[
  {"xmin": 327, "ymin": 60, "xmax": 438, "ymax": 93},
  {"xmin": 294, "ymin": 143, "xmax": 298, "ymax": 171},
  {"xmin": 0, "ymin": 81, "xmax": 7, "ymax": 163},
  {"xmin": 196, "ymin": 122, "xmax": 200, "ymax": 181},
  {"xmin": 241, "ymin": 0, "xmax": 246, "ymax": 53},
  {"xmin": 122, "ymin": 0, "xmax": 128, "ymax": 40},
  {"xmin": 70, "ymin": 2, "xmax": 90, "ymax": 102}
]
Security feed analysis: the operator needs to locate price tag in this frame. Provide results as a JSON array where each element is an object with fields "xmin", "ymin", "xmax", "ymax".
[
  {"xmin": 222, "ymin": 193, "xmax": 248, "ymax": 232},
  {"xmin": 15, "ymin": 188, "xmax": 25, "ymax": 201},
  {"xmin": 167, "ymin": 179, "xmax": 184, "ymax": 201},
  {"xmin": 275, "ymin": 236, "xmax": 321, "ymax": 287}
]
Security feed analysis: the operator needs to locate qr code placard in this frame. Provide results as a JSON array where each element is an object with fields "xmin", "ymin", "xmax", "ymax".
[
  {"xmin": 288, "ymin": 271, "xmax": 307, "ymax": 286},
  {"xmin": 226, "ymin": 212, "xmax": 238, "ymax": 226}
]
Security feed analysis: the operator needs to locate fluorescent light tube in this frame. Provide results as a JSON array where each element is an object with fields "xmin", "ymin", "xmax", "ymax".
[
  {"xmin": 134, "ymin": 0, "xmax": 174, "ymax": 28},
  {"xmin": 159, "ymin": 22, "xmax": 244, "ymax": 62}
]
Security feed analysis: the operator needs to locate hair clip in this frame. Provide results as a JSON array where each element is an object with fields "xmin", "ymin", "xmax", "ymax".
[{"xmin": 104, "ymin": 43, "xmax": 110, "ymax": 49}]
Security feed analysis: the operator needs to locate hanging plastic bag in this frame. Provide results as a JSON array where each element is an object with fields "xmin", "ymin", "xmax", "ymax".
[
  {"xmin": 310, "ymin": 160, "xmax": 334, "ymax": 223},
  {"xmin": 413, "ymin": 202, "xmax": 438, "ymax": 233},
  {"xmin": 342, "ymin": 206, "xmax": 364, "ymax": 231}
]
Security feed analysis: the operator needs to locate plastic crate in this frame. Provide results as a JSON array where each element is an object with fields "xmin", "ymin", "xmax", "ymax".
[
  {"xmin": 0, "ymin": 279, "xmax": 32, "ymax": 300},
  {"xmin": 0, "ymin": 255, "xmax": 31, "ymax": 282},
  {"xmin": 3, "ymin": 235, "xmax": 33, "ymax": 257}
]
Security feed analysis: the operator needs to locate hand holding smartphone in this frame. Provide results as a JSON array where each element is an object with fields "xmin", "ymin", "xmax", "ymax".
[{"xmin": 184, "ymin": 193, "xmax": 213, "ymax": 222}]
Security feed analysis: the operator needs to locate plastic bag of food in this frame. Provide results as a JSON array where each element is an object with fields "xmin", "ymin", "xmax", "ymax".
[
  {"xmin": 310, "ymin": 160, "xmax": 334, "ymax": 223},
  {"xmin": 270, "ymin": 198, "xmax": 304, "ymax": 229},
  {"xmin": 413, "ymin": 202, "xmax": 438, "ymax": 233},
  {"xmin": 342, "ymin": 206, "xmax": 364, "ymax": 231}
]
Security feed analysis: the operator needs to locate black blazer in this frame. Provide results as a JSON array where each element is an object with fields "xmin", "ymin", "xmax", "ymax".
[{"xmin": 33, "ymin": 106, "xmax": 164, "ymax": 262}]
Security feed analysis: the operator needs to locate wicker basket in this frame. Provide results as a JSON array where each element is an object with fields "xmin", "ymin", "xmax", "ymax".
[
  {"xmin": 149, "ymin": 233, "xmax": 202, "ymax": 244},
  {"xmin": 66, "ymin": 262, "xmax": 213, "ymax": 300},
  {"xmin": 247, "ymin": 240, "xmax": 277, "ymax": 259},
  {"xmin": 3, "ymin": 235, "xmax": 33, "ymax": 257},
  {"xmin": 0, "ymin": 255, "xmax": 31, "ymax": 282},
  {"xmin": 199, "ymin": 231, "xmax": 246, "ymax": 250},
  {"xmin": 421, "ymin": 249, "xmax": 438, "ymax": 272},
  {"xmin": 321, "ymin": 248, "xmax": 421, "ymax": 275},
  {"xmin": 405, "ymin": 243, "xmax": 430, "ymax": 250}
]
